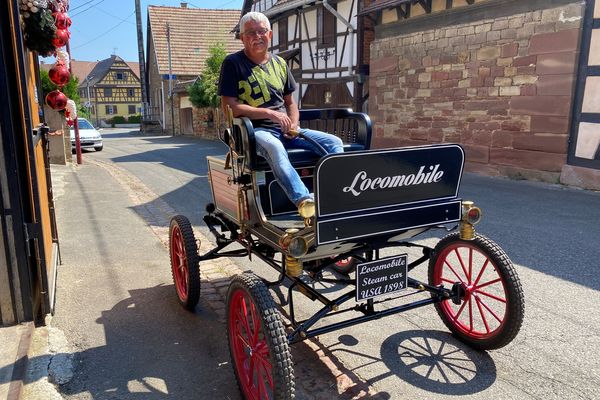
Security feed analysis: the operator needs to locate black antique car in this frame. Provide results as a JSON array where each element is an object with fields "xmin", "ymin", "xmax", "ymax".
[{"xmin": 168, "ymin": 108, "xmax": 525, "ymax": 399}]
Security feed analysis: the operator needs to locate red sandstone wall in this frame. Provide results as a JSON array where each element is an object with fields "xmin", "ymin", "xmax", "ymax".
[{"xmin": 369, "ymin": 3, "xmax": 584, "ymax": 180}]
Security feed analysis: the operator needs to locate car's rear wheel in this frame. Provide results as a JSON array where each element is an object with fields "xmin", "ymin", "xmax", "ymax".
[{"xmin": 169, "ymin": 215, "xmax": 200, "ymax": 310}]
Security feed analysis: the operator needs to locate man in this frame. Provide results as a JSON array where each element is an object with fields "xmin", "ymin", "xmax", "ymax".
[{"xmin": 218, "ymin": 11, "xmax": 343, "ymax": 215}]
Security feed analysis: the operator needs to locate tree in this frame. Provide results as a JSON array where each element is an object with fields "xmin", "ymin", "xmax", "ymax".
[
  {"xmin": 188, "ymin": 43, "xmax": 227, "ymax": 130},
  {"xmin": 40, "ymin": 69, "xmax": 90, "ymax": 119}
]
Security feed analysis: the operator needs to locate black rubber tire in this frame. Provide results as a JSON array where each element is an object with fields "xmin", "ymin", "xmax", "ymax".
[
  {"xmin": 331, "ymin": 256, "xmax": 357, "ymax": 275},
  {"xmin": 169, "ymin": 215, "xmax": 200, "ymax": 311},
  {"xmin": 94, "ymin": 145, "xmax": 103, "ymax": 151},
  {"xmin": 226, "ymin": 273, "xmax": 295, "ymax": 400},
  {"xmin": 428, "ymin": 232, "xmax": 524, "ymax": 350}
]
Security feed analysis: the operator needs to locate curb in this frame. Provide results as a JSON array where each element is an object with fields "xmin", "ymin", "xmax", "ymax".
[{"xmin": 89, "ymin": 158, "xmax": 379, "ymax": 399}]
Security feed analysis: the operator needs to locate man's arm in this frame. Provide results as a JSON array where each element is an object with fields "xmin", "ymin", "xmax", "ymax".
[
  {"xmin": 221, "ymin": 96, "xmax": 293, "ymax": 133},
  {"xmin": 284, "ymin": 93, "xmax": 299, "ymax": 131}
]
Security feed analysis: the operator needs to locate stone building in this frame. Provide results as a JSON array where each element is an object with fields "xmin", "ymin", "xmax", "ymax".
[{"xmin": 362, "ymin": 0, "xmax": 600, "ymax": 190}]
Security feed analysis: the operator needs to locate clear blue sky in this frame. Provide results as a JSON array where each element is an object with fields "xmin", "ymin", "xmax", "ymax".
[{"xmin": 57, "ymin": 0, "xmax": 243, "ymax": 63}]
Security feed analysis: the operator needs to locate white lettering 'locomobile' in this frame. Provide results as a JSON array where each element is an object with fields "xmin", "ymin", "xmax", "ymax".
[{"xmin": 343, "ymin": 164, "xmax": 445, "ymax": 196}]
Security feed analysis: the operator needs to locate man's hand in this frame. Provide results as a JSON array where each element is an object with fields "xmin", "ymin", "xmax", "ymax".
[{"xmin": 268, "ymin": 110, "xmax": 293, "ymax": 133}]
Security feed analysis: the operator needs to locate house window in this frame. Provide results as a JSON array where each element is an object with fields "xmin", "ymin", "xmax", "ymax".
[
  {"xmin": 318, "ymin": 4, "xmax": 336, "ymax": 47},
  {"xmin": 278, "ymin": 18, "xmax": 287, "ymax": 51},
  {"xmin": 105, "ymin": 105, "xmax": 117, "ymax": 115},
  {"xmin": 116, "ymin": 72, "xmax": 125, "ymax": 80},
  {"xmin": 104, "ymin": 88, "xmax": 112, "ymax": 97},
  {"xmin": 128, "ymin": 88, "xmax": 135, "ymax": 97},
  {"xmin": 128, "ymin": 105, "xmax": 136, "ymax": 114}
]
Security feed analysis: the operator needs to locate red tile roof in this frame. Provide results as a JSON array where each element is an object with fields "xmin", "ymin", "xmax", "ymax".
[
  {"xmin": 40, "ymin": 58, "xmax": 140, "ymax": 85},
  {"xmin": 147, "ymin": 6, "xmax": 243, "ymax": 76}
]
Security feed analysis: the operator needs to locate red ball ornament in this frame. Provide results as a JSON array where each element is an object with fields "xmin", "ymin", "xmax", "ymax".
[
  {"xmin": 45, "ymin": 90, "xmax": 68, "ymax": 111},
  {"xmin": 53, "ymin": 12, "xmax": 72, "ymax": 30},
  {"xmin": 52, "ymin": 28, "xmax": 70, "ymax": 48},
  {"xmin": 49, "ymin": 63, "xmax": 70, "ymax": 87}
]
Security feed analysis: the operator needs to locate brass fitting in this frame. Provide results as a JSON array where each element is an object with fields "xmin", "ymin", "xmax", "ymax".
[
  {"xmin": 459, "ymin": 201, "xmax": 482, "ymax": 240},
  {"xmin": 285, "ymin": 255, "xmax": 303, "ymax": 277}
]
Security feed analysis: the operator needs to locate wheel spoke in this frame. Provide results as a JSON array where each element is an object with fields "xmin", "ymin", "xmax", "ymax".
[
  {"xmin": 475, "ymin": 289, "xmax": 506, "ymax": 303},
  {"xmin": 472, "ymin": 259, "xmax": 490, "ymax": 287},
  {"xmin": 475, "ymin": 277, "xmax": 502, "ymax": 290},
  {"xmin": 468, "ymin": 248, "xmax": 473, "ymax": 285},
  {"xmin": 474, "ymin": 295, "xmax": 491, "ymax": 333},
  {"xmin": 453, "ymin": 298, "xmax": 468, "ymax": 321},
  {"xmin": 468, "ymin": 298, "xmax": 474, "ymax": 332},
  {"xmin": 454, "ymin": 248, "xmax": 470, "ymax": 284},
  {"xmin": 444, "ymin": 260, "xmax": 466, "ymax": 285},
  {"xmin": 240, "ymin": 298, "xmax": 253, "ymax": 343},
  {"xmin": 474, "ymin": 294, "xmax": 504, "ymax": 323},
  {"xmin": 249, "ymin": 302, "xmax": 261, "ymax": 346}
]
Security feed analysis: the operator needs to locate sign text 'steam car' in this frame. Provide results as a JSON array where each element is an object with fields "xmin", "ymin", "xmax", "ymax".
[{"xmin": 71, "ymin": 118, "xmax": 103, "ymax": 152}]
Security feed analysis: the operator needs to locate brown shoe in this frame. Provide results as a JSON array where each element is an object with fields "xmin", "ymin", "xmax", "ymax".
[{"xmin": 297, "ymin": 198, "xmax": 315, "ymax": 218}]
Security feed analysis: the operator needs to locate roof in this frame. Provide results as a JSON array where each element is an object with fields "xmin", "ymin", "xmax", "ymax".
[
  {"xmin": 147, "ymin": 6, "xmax": 243, "ymax": 76},
  {"xmin": 359, "ymin": 0, "xmax": 414, "ymax": 15},
  {"xmin": 40, "ymin": 57, "xmax": 140, "ymax": 88}
]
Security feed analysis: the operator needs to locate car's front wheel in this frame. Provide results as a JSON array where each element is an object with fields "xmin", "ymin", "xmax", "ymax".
[{"xmin": 94, "ymin": 145, "xmax": 103, "ymax": 151}]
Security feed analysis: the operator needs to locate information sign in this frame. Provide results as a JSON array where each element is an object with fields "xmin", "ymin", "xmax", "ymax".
[{"xmin": 356, "ymin": 254, "xmax": 408, "ymax": 301}]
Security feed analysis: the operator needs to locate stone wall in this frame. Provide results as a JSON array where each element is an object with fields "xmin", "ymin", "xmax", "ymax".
[
  {"xmin": 191, "ymin": 107, "xmax": 223, "ymax": 139},
  {"xmin": 369, "ymin": 1, "xmax": 584, "ymax": 181}
]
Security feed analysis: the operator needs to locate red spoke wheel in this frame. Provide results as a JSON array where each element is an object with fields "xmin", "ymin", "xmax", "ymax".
[
  {"xmin": 169, "ymin": 215, "xmax": 200, "ymax": 311},
  {"xmin": 227, "ymin": 273, "xmax": 294, "ymax": 400},
  {"xmin": 331, "ymin": 256, "xmax": 357, "ymax": 275},
  {"xmin": 429, "ymin": 233, "xmax": 524, "ymax": 350}
]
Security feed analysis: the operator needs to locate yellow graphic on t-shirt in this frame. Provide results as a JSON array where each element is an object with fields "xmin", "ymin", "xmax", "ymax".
[{"xmin": 238, "ymin": 57, "xmax": 287, "ymax": 107}]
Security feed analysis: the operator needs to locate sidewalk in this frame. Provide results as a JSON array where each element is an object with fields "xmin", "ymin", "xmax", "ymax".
[{"xmin": 0, "ymin": 323, "xmax": 34, "ymax": 400}]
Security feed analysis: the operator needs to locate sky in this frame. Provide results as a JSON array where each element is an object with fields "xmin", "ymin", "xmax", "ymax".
[{"xmin": 47, "ymin": 0, "xmax": 244, "ymax": 63}]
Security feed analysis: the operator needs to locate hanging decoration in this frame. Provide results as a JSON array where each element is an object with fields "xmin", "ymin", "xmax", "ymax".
[
  {"xmin": 45, "ymin": 90, "xmax": 68, "ymax": 111},
  {"xmin": 20, "ymin": 0, "xmax": 57, "ymax": 57},
  {"xmin": 64, "ymin": 99, "xmax": 77, "ymax": 126},
  {"xmin": 20, "ymin": 0, "xmax": 74, "ymax": 120},
  {"xmin": 48, "ymin": 62, "xmax": 70, "ymax": 86},
  {"xmin": 52, "ymin": 11, "xmax": 71, "ymax": 30}
]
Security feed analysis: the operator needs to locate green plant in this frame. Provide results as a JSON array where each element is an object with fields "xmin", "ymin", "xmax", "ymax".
[
  {"xmin": 110, "ymin": 115, "xmax": 127, "ymax": 124},
  {"xmin": 127, "ymin": 114, "xmax": 141, "ymax": 123},
  {"xmin": 188, "ymin": 43, "xmax": 227, "ymax": 108}
]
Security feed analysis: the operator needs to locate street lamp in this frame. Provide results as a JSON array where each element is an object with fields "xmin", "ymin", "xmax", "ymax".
[{"xmin": 85, "ymin": 75, "xmax": 93, "ymax": 118}]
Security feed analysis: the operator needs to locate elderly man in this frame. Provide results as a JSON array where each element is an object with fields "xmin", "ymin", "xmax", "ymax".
[{"xmin": 218, "ymin": 11, "xmax": 343, "ymax": 215}]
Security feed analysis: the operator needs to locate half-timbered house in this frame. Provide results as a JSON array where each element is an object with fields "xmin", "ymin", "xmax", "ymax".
[
  {"xmin": 242, "ymin": 0, "xmax": 375, "ymax": 111},
  {"xmin": 78, "ymin": 55, "xmax": 142, "ymax": 127}
]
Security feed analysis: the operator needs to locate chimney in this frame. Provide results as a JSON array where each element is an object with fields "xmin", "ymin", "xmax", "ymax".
[{"xmin": 180, "ymin": 2, "xmax": 187, "ymax": 7}]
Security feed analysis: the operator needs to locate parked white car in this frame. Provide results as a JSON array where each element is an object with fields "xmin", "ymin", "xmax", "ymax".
[{"xmin": 71, "ymin": 118, "xmax": 103, "ymax": 152}]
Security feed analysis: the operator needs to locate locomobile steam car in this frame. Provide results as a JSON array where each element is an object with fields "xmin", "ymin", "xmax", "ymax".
[{"xmin": 168, "ymin": 108, "xmax": 525, "ymax": 399}]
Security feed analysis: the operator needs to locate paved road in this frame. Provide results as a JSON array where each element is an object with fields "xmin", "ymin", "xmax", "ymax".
[{"xmin": 75, "ymin": 129, "xmax": 600, "ymax": 399}]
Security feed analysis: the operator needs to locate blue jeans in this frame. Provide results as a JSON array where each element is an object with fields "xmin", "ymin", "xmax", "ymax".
[{"xmin": 254, "ymin": 128, "xmax": 344, "ymax": 205}]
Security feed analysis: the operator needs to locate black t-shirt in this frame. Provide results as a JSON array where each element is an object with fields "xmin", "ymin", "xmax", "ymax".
[{"xmin": 218, "ymin": 50, "xmax": 296, "ymax": 130}]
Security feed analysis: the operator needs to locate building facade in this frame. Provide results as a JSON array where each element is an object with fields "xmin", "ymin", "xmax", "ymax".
[
  {"xmin": 78, "ymin": 55, "xmax": 142, "ymax": 127},
  {"xmin": 145, "ymin": 4, "xmax": 242, "ymax": 135},
  {"xmin": 363, "ymin": 0, "xmax": 600, "ymax": 189}
]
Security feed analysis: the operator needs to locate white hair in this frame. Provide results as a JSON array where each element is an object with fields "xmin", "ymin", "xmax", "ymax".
[{"xmin": 239, "ymin": 12, "xmax": 271, "ymax": 33}]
